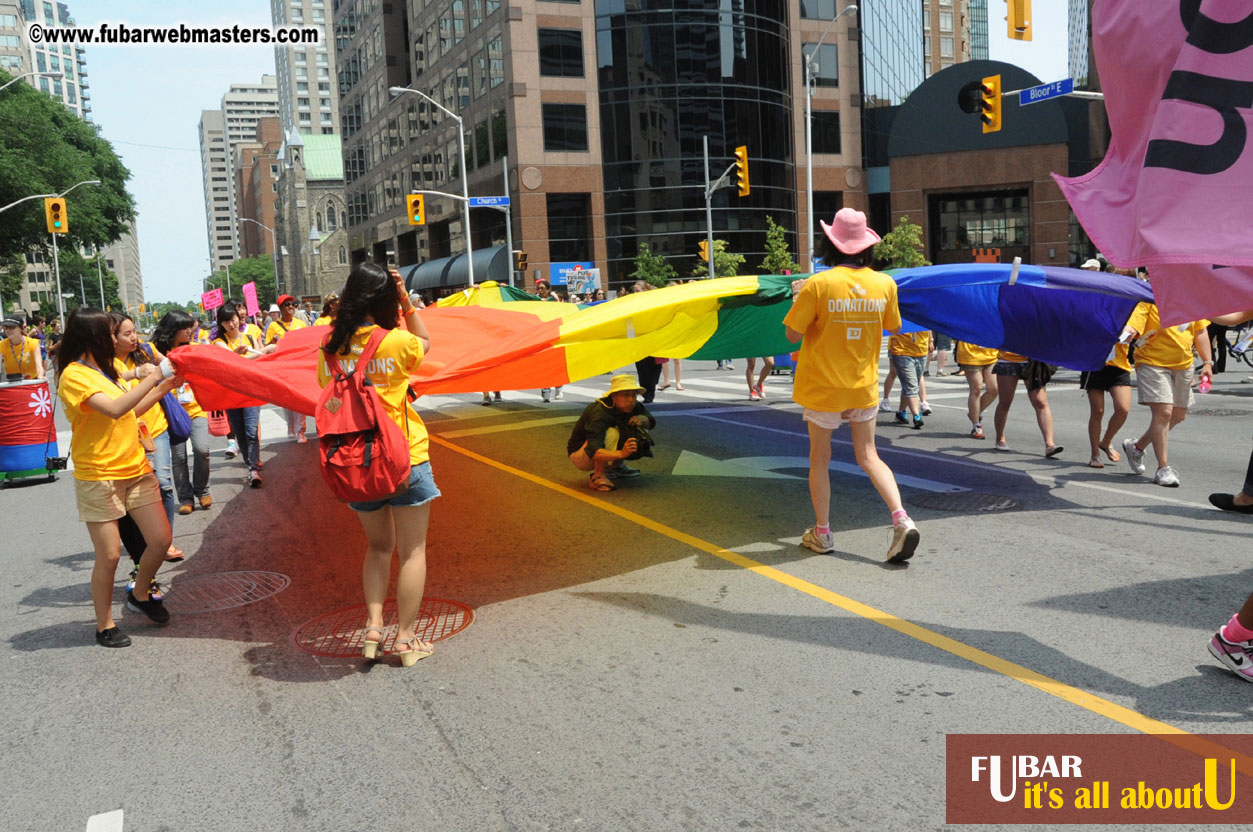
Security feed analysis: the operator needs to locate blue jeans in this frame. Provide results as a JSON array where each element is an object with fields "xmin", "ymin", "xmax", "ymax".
[
  {"xmin": 147, "ymin": 430, "xmax": 177, "ymax": 531},
  {"xmin": 225, "ymin": 407, "xmax": 261, "ymax": 473},
  {"xmin": 171, "ymin": 415, "xmax": 210, "ymax": 503}
]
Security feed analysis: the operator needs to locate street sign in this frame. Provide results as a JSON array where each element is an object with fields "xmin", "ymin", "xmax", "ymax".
[
  {"xmin": 1019, "ymin": 78, "xmax": 1074, "ymax": 106},
  {"xmin": 468, "ymin": 196, "xmax": 510, "ymax": 208}
]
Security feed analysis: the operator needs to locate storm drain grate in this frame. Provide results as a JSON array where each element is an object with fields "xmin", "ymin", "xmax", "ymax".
[
  {"xmin": 290, "ymin": 598, "xmax": 474, "ymax": 658},
  {"xmin": 161, "ymin": 571, "xmax": 291, "ymax": 614},
  {"xmin": 908, "ymin": 492, "xmax": 1019, "ymax": 512}
]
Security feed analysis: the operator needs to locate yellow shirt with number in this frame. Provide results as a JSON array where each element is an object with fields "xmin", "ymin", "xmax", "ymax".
[
  {"xmin": 783, "ymin": 266, "xmax": 902, "ymax": 412},
  {"xmin": 1, "ymin": 336, "xmax": 40, "ymax": 378},
  {"xmin": 115, "ymin": 356, "xmax": 169, "ymax": 438},
  {"xmin": 957, "ymin": 342, "xmax": 999, "ymax": 366},
  {"xmin": 266, "ymin": 317, "xmax": 307, "ymax": 345},
  {"xmin": 1127, "ymin": 304, "xmax": 1208, "ymax": 370},
  {"xmin": 58, "ymin": 362, "xmax": 150, "ymax": 481},
  {"xmin": 888, "ymin": 331, "xmax": 930, "ymax": 358},
  {"xmin": 316, "ymin": 325, "xmax": 429, "ymax": 465}
]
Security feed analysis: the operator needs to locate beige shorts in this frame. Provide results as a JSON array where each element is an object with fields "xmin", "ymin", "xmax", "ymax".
[
  {"xmin": 75, "ymin": 473, "xmax": 162, "ymax": 523},
  {"xmin": 1135, "ymin": 364, "xmax": 1195, "ymax": 409},
  {"xmin": 569, "ymin": 428, "xmax": 621, "ymax": 472},
  {"xmin": 803, "ymin": 406, "xmax": 878, "ymax": 430}
]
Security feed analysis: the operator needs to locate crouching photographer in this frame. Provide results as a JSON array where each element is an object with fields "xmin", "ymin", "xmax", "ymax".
[{"xmin": 567, "ymin": 374, "xmax": 656, "ymax": 492}]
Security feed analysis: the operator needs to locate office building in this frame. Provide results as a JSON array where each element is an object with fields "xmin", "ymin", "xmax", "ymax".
[
  {"xmin": 270, "ymin": 0, "xmax": 339, "ymax": 135},
  {"xmin": 1068, "ymin": 0, "xmax": 1090, "ymax": 88},
  {"xmin": 922, "ymin": 0, "xmax": 987, "ymax": 77},
  {"xmin": 199, "ymin": 109, "xmax": 234, "ymax": 273},
  {"xmin": 235, "ymin": 117, "xmax": 283, "ymax": 260}
]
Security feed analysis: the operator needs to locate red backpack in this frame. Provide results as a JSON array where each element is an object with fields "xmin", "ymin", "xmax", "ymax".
[{"xmin": 317, "ymin": 328, "xmax": 411, "ymax": 502}]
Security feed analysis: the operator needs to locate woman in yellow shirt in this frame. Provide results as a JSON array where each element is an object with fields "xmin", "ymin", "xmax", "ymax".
[
  {"xmin": 1080, "ymin": 303, "xmax": 1145, "ymax": 468},
  {"xmin": 956, "ymin": 341, "xmax": 999, "ymax": 439},
  {"xmin": 990, "ymin": 350, "xmax": 1063, "ymax": 457},
  {"xmin": 153, "ymin": 311, "xmax": 212, "ymax": 515},
  {"xmin": 57, "ymin": 307, "xmax": 179, "ymax": 647},
  {"xmin": 1, "ymin": 317, "xmax": 45, "ymax": 380},
  {"xmin": 213, "ymin": 301, "xmax": 275, "ymax": 487},
  {"xmin": 317, "ymin": 262, "xmax": 436, "ymax": 667}
]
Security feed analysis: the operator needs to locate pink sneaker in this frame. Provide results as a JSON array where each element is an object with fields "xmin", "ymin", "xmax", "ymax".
[
  {"xmin": 755, "ymin": 383, "xmax": 766, "ymax": 399},
  {"xmin": 1208, "ymin": 630, "xmax": 1253, "ymax": 682}
]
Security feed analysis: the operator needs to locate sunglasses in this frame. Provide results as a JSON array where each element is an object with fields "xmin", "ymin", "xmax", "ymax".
[{"xmin": 281, "ymin": 302, "xmax": 297, "ymax": 307}]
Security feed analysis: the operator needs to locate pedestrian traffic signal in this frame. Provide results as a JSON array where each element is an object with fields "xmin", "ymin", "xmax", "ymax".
[
  {"xmin": 44, "ymin": 198, "xmax": 67, "ymax": 234},
  {"xmin": 734, "ymin": 145, "xmax": 750, "ymax": 197},
  {"xmin": 1007, "ymin": 0, "xmax": 1032, "ymax": 41},
  {"xmin": 980, "ymin": 75, "xmax": 1002, "ymax": 133},
  {"xmin": 513, "ymin": 250, "xmax": 527, "ymax": 272},
  {"xmin": 406, "ymin": 194, "xmax": 425, "ymax": 226},
  {"xmin": 698, "ymin": 241, "xmax": 709, "ymax": 262}
]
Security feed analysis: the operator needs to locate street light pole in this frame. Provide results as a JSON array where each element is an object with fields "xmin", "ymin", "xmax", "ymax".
[
  {"xmin": 805, "ymin": 3, "xmax": 857, "ymax": 273},
  {"xmin": 389, "ymin": 86, "xmax": 475, "ymax": 286},
  {"xmin": 0, "ymin": 70, "xmax": 64, "ymax": 93},
  {"xmin": 96, "ymin": 252, "xmax": 105, "ymax": 307}
]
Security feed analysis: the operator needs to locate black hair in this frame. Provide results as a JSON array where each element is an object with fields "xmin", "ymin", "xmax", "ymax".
[
  {"xmin": 325, "ymin": 261, "xmax": 400, "ymax": 356},
  {"xmin": 107, "ymin": 311, "xmax": 151, "ymax": 366},
  {"xmin": 58, "ymin": 307, "xmax": 118, "ymax": 383},
  {"xmin": 815, "ymin": 237, "xmax": 872, "ymax": 270},
  {"xmin": 152, "ymin": 310, "xmax": 195, "ymax": 355},
  {"xmin": 213, "ymin": 301, "xmax": 243, "ymax": 343}
]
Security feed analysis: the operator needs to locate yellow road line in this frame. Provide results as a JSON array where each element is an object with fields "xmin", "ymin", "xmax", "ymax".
[
  {"xmin": 436, "ymin": 415, "xmax": 576, "ymax": 439},
  {"xmin": 430, "ymin": 435, "xmax": 1253, "ymax": 771}
]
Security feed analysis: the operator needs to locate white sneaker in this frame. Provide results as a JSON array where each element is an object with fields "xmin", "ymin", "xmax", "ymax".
[
  {"xmin": 878, "ymin": 401, "xmax": 893, "ymax": 413},
  {"xmin": 801, "ymin": 527, "xmax": 835, "ymax": 554},
  {"xmin": 553, "ymin": 388, "xmax": 563, "ymax": 400},
  {"xmin": 1122, "ymin": 437, "xmax": 1145, "ymax": 475},
  {"xmin": 225, "ymin": 439, "xmax": 238, "ymax": 459},
  {"xmin": 921, "ymin": 401, "xmax": 932, "ymax": 416},
  {"xmin": 1154, "ymin": 465, "xmax": 1180, "ymax": 487},
  {"xmin": 886, "ymin": 518, "xmax": 920, "ymax": 563}
]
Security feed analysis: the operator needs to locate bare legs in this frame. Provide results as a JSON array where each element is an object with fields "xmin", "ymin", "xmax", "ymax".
[
  {"xmin": 746, "ymin": 357, "xmax": 772, "ymax": 396},
  {"xmin": 85, "ymin": 499, "xmax": 171, "ymax": 631},
  {"xmin": 994, "ymin": 375, "xmax": 1059, "ymax": 450},
  {"xmin": 356, "ymin": 502, "xmax": 433, "ymax": 653},
  {"xmin": 805, "ymin": 418, "xmax": 904, "ymax": 529},
  {"xmin": 965, "ymin": 366, "xmax": 997, "ymax": 426},
  {"xmin": 1086, "ymin": 386, "xmax": 1131, "ymax": 465},
  {"xmin": 1134, "ymin": 401, "xmax": 1186, "ymax": 469}
]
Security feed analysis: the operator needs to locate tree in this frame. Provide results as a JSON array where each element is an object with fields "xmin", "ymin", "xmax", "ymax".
[
  {"xmin": 205, "ymin": 254, "xmax": 277, "ymax": 308},
  {"xmin": 54, "ymin": 247, "xmax": 124, "ymax": 313},
  {"xmin": 690, "ymin": 239, "xmax": 746, "ymax": 278},
  {"xmin": 0, "ymin": 70, "xmax": 136, "ymax": 263},
  {"xmin": 874, "ymin": 215, "xmax": 931, "ymax": 269},
  {"xmin": 758, "ymin": 215, "xmax": 800, "ymax": 275},
  {"xmin": 630, "ymin": 243, "xmax": 678, "ymax": 288}
]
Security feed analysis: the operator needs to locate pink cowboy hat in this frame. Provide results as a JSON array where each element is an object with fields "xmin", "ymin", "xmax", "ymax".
[{"xmin": 820, "ymin": 208, "xmax": 881, "ymax": 255}]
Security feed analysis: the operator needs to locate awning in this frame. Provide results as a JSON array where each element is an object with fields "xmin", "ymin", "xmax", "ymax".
[{"xmin": 400, "ymin": 245, "xmax": 510, "ymax": 292}]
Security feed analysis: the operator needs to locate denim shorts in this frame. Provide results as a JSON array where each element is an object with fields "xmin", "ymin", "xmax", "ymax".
[
  {"xmin": 891, "ymin": 354, "xmax": 924, "ymax": 399},
  {"xmin": 349, "ymin": 461, "xmax": 441, "ymax": 512}
]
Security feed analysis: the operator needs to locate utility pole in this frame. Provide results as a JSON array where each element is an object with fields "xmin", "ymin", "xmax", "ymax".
[
  {"xmin": 703, "ymin": 136, "xmax": 715, "ymax": 280},
  {"xmin": 502, "ymin": 155, "xmax": 515, "ymax": 287}
]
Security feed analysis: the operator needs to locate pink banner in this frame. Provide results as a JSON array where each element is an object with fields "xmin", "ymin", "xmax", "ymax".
[
  {"xmin": 201, "ymin": 288, "xmax": 224, "ymax": 311},
  {"xmin": 1054, "ymin": 0, "xmax": 1253, "ymax": 324},
  {"xmin": 242, "ymin": 282, "xmax": 260, "ymax": 318}
]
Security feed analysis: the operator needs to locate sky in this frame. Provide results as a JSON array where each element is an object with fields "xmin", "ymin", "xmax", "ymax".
[{"xmin": 70, "ymin": 1, "xmax": 1074, "ymax": 303}]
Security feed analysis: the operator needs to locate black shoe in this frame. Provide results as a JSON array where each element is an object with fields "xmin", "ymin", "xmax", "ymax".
[
  {"xmin": 1209, "ymin": 493, "xmax": 1253, "ymax": 515},
  {"xmin": 894, "ymin": 410, "xmax": 908, "ymax": 425},
  {"xmin": 126, "ymin": 590, "xmax": 170, "ymax": 624},
  {"xmin": 912, "ymin": 416, "xmax": 924, "ymax": 430},
  {"xmin": 96, "ymin": 626, "xmax": 132, "ymax": 648}
]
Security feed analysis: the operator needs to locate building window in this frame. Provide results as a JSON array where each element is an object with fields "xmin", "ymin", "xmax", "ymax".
[
  {"xmin": 326, "ymin": 203, "xmax": 337, "ymax": 230},
  {"xmin": 931, "ymin": 192, "xmax": 1030, "ymax": 252},
  {"xmin": 492, "ymin": 109, "xmax": 507, "ymax": 160},
  {"xmin": 538, "ymin": 29, "xmax": 584, "ymax": 77},
  {"xmin": 338, "ymin": 246, "xmax": 347, "ymax": 264},
  {"xmin": 812, "ymin": 111, "xmax": 841, "ymax": 154},
  {"xmin": 939, "ymin": 11, "xmax": 953, "ymax": 31},
  {"xmin": 799, "ymin": 0, "xmax": 835, "ymax": 17},
  {"xmin": 542, "ymin": 103, "xmax": 588, "ymax": 152},
  {"xmin": 546, "ymin": 193, "xmax": 591, "ymax": 262},
  {"xmin": 940, "ymin": 37, "xmax": 954, "ymax": 58},
  {"xmin": 803, "ymin": 43, "xmax": 838, "ymax": 87}
]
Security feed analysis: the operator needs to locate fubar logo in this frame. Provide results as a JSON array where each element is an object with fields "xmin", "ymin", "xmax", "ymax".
[{"xmin": 971, "ymin": 755, "xmax": 1083, "ymax": 803}]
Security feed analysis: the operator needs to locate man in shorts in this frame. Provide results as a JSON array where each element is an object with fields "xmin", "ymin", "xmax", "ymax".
[
  {"xmin": 567, "ymin": 374, "xmax": 656, "ymax": 492},
  {"xmin": 784, "ymin": 208, "xmax": 920, "ymax": 563}
]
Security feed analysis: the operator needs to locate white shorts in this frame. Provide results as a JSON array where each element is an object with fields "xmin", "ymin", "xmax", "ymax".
[
  {"xmin": 1135, "ymin": 364, "xmax": 1194, "ymax": 409},
  {"xmin": 803, "ymin": 406, "xmax": 878, "ymax": 430}
]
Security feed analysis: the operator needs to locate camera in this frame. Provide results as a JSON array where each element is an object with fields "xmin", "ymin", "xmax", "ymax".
[{"xmin": 628, "ymin": 425, "xmax": 655, "ymax": 459}]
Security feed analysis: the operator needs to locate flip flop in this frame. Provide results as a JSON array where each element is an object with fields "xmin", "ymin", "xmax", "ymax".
[
  {"xmin": 1099, "ymin": 444, "xmax": 1121, "ymax": 463},
  {"xmin": 1046, "ymin": 445, "xmax": 1064, "ymax": 458},
  {"xmin": 658, "ymin": 383, "xmax": 671, "ymax": 390},
  {"xmin": 995, "ymin": 440, "xmax": 1009, "ymax": 451},
  {"xmin": 1088, "ymin": 457, "xmax": 1105, "ymax": 469}
]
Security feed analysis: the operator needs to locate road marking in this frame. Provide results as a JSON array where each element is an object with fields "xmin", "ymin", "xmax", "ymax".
[
  {"xmin": 85, "ymin": 810, "xmax": 123, "ymax": 832},
  {"xmin": 671, "ymin": 451, "xmax": 968, "ymax": 492},
  {"xmin": 429, "ymin": 434, "xmax": 1253, "ymax": 765},
  {"xmin": 436, "ymin": 415, "xmax": 576, "ymax": 439},
  {"xmin": 687, "ymin": 413, "xmax": 1218, "ymax": 510}
]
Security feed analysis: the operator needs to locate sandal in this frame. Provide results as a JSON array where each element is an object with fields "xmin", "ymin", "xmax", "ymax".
[
  {"xmin": 995, "ymin": 440, "xmax": 1010, "ymax": 451},
  {"xmin": 588, "ymin": 473, "xmax": 616, "ymax": 492},
  {"xmin": 675, "ymin": 384, "xmax": 685, "ymax": 391},
  {"xmin": 362, "ymin": 625, "xmax": 386, "ymax": 660},
  {"xmin": 658, "ymin": 382, "xmax": 671, "ymax": 390},
  {"xmin": 393, "ymin": 636, "xmax": 433, "ymax": 667},
  {"xmin": 1099, "ymin": 444, "xmax": 1121, "ymax": 463},
  {"xmin": 165, "ymin": 546, "xmax": 185, "ymax": 562},
  {"xmin": 1088, "ymin": 456, "xmax": 1105, "ymax": 469},
  {"xmin": 1045, "ymin": 445, "xmax": 1064, "ymax": 458}
]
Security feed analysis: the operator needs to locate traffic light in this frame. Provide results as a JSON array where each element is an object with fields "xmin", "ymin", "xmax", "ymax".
[
  {"xmin": 733, "ymin": 145, "xmax": 750, "ymax": 197},
  {"xmin": 44, "ymin": 198, "xmax": 67, "ymax": 234},
  {"xmin": 406, "ymin": 193, "xmax": 425, "ymax": 225},
  {"xmin": 980, "ymin": 75, "xmax": 1002, "ymax": 133},
  {"xmin": 698, "ymin": 240, "xmax": 709, "ymax": 262},
  {"xmin": 513, "ymin": 250, "xmax": 527, "ymax": 272},
  {"xmin": 1007, "ymin": 0, "xmax": 1032, "ymax": 41}
]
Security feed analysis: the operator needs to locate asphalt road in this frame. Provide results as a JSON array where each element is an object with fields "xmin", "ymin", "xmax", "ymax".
[{"xmin": 3, "ymin": 356, "xmax": 1253, "ymax": 831}]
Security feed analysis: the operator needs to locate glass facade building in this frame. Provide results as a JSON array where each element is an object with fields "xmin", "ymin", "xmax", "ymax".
[
  {"xmin": 594, "ymin": 0, "xmax": 796, "ymax": 283},
  {"xmin": 861, "ymin": 0, "xmax": 924, "ymax": 108},
  {"xmin": 1068, "ymin": 0, "xmax": 1089, "ymax": 87},
  {"xmin": 969, "ymin": 0, "xmax": 989, "ymax": 61}
]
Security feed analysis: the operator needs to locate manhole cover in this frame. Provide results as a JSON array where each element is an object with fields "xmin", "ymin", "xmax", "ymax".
[
  {"xmin": 290, "ymin": 598, "xmax": 474, "ymax": 658},
  {"xmin": 161, "ymin": 571, "xmax": 290, "ymax": 614},
  {"xmin": 1188, "ymin": 408, "xmax": 1250, "ymax": 418},
  {"xmin": 908, "ymin": 492, "xmax": 1019, "ymax": 512}
]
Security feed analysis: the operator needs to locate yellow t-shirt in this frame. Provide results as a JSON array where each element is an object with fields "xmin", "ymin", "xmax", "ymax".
[
  {"xmin": 215, "ymin": 331, "xmax": 258, "ymax": 354},
  {"xmin": 266, "ymin": 317, "xmax": 307, "ymax": 344},
  {"xmin": 997, "ymin": 351, "xmax": 1027, "ymax": 363},
  {"xmin": 783, "ymin": 266, "xmax": 902, "ymax": 412},
  {"xmin": 58, "ymin": 361, "xmax": 151, "ymax": 482},
  {"xmin": 316, "ymin": 325, "xmax": 429, "ymax": 465},
  {"xmin": 0, "ymin": 336, "xmax": 40, "ymax": 378},
  {"xmin": 888, "ymin": 331, "xmax": 930, "ymax": 358},
  {"xmin": 115, "ymin": 356, "xmax": 169, "ymax": 439},
  {"xmin": 193, "ymin": 329, "xmax": 211, "ymax": 345},
  {"xmin": 956, "ymin": 342, "xmax": 999, "ymax": 366},
  {"xmin": 313, "ymin": 316, "xmax": 333, "ymax": 327},
  {"xmin": 1127, "ymin": 303, "xmax": 1208, "ymax": 370}
]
